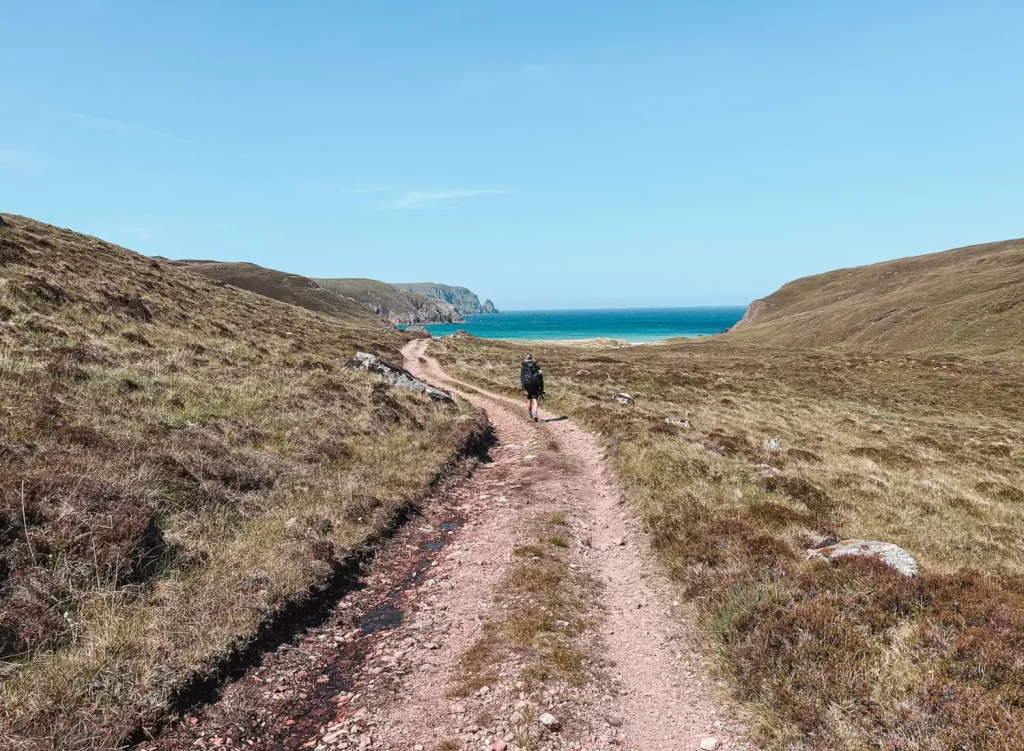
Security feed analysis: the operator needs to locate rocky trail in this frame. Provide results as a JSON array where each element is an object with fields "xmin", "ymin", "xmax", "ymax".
[{"xmin": 139, "ymin": 339, "xmax": 753, "ymax": 751}]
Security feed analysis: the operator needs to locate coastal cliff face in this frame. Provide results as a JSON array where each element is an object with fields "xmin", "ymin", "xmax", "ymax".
[
  {"xmin": 729, "ymin": 298, "xmax": 774, "ymax": 331},
  {"xmin": 316, "ymin": 278, "xmax": 465, "ymax": 325},
  {"xmin": 391, "ymin": 282, "xmax": 499, "ymax": 316},
  {"xmin": 164, "ymin": 262, "xmax": 467, "ymax": 326},
  {"xmin": 372, "ymin": 299, "xmax": 462, "ymax": 326}
]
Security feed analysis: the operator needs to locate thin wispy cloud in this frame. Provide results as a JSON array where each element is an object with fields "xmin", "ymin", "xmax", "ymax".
[
  {"xmin": 374, "ymin": 188, "xmax": 516, "ymax": 211},
  {"xmin": 56, "ymin": 110, "xmax": 185, "ymax": 141}
]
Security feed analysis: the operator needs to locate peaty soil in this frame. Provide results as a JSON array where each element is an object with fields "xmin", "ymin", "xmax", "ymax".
[{"xmin": 139, "ymin": 339, "xmax": 754, "ymax": 751}]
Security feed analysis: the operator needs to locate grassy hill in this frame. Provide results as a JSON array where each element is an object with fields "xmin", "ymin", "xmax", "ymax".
[
  {"xmin": 168, "ymin": 260, "xmax": 382, "ymax": 323},
  {"xmin": 316, "ymin": 277, "xmax": 462, "ymax": 325},
  {"xmin": 728, "ymin": 238, "xmax": 1024, "ymax": 358},
  {"xmin": 0, "ymin": 215, "xmax": 484, "ymax": 750}
]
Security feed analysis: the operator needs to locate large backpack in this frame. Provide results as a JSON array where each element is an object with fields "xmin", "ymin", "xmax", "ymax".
[{"xmin": 524, "ymin": 362, "xmax": 544, "ymax": 393}]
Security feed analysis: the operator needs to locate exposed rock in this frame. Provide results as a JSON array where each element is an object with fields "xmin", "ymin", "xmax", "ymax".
[
  {"xmin": 538, "ymin": 712, "xmax": 560, "ymax": 731},
  {"xmin": 665, "ymin": 418, "xmax": 691, "ymax": 429},
  {"xmin": 0, "ymin": 215, "xmax": 7, "ymax": 228},
  {"xmin": 808, "ymin": 538, "xmax": 919, "ymax": 577},
  {"xmin": 405, "ymin": 324, "xmax": 431, "ymax": 336},
  {"xmin": 373, "ymin": 300, "xmax": 461, "ymax": 326},
  {"xmin": 700, "ymin": 738, "xmax": 722, "ymax": 751},
  {"xmin": 390, "ymin": 283, "xmax": 498, "ymax": 316},
  {"xmin": 729, "ymin": 297, "xmax": 775, "ymax": 331},
  {"xmin": 763, "ymin": 438, "xmax": 782, "ymax": 451},
  {"xmin": 344, "ymin": 352, "xmax": 455, "ymax": 404},
  {"xmin": 613, "ymin": 393, "xmax": 634, "ymax": 405}
]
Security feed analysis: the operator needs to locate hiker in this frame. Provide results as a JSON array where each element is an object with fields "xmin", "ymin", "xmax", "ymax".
[{"xmin": 520, "ymin": 354, "xmax": 545, "ymax": 422}]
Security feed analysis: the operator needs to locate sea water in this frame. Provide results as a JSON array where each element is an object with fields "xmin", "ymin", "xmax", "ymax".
[{"xmin": 408, "ymin": 307, "xmax": 746, "ymax": 343}]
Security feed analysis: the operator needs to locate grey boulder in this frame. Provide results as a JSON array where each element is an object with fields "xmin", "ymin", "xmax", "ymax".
[
  {"xmin": 665, "ymin": 418, "xmax": 692, "ymax": 429},
  {"xmin": 344, "ymin": 352, "xmax": 455, "ymax": 404},
  {"xmin": 808, "ymin": 538, "xmax": 919, "ymax": 577}
]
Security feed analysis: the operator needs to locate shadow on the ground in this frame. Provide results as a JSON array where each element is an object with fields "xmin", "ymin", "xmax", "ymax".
[{"xmin": 542, "ymin": 416, "xmax": 569, "ymax": 423}]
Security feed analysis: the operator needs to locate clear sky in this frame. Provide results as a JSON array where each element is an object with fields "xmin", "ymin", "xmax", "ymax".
[{"xmin": 2, "ymin": 1, "xmax": 1022, "ymax": 310}]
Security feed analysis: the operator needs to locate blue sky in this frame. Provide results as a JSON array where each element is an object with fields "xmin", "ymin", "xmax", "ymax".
[{"xmin": 2, "ymin": 1, "xmax": 1022, "ymax": 309}]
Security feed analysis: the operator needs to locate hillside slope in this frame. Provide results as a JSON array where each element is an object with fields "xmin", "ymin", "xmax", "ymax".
[
  {"xmin": 168, "ymin": 260, "xmax": 383, "ymax": 323},
  {"xmin": 728, "ymin": 238, "xmax": 1024, "ymax": 357},
  {"xmin": 0, "ymin": 215, "xmax": 482, "ymax": 749},
  {"xmin": 316, "ymin": 278, "xmax": 463, "ymax": 325},
  {"xmin": 391, "ymin": 282, "xmax": 497, "ymax": 315}
]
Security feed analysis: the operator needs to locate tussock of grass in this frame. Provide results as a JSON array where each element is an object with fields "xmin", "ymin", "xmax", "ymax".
[
  {"xmin": 452, "ymin": 509, "xmax": 597, "ymax": 696},
  {"xmin": 0, "ymin": 216, "xmax": 484, "ymax": 750},
  {"xmin": 434, "ymin": 334, "xmax": 1024, "ymax": 749}
]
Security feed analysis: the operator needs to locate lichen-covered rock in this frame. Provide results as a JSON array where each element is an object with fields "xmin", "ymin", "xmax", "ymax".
[
  {"xmin": 614, "ymin": 393, "xmax": 634, "ymax": 404},
  {"xmin": 808, "ymin": 538, "xmax": 919, "ymax": 577},
  {"xmin": 344, "ymin": 352, "xmax": 455, "ymax": 404}
]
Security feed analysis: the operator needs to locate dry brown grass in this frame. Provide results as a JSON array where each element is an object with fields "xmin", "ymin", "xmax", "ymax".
[
  {"xmin": 433, "ymin": 334, "xmax": 1024, "ymax": 750},
  {"xmin": 166, "ymin": 260, "xmax": 381, "ymax": 322},
  {"xmin": 0, "ymin": 215, "xmax": 484, "ymax": 750},
  {"xmin": 727, "ymin": 237, "xmax": 1024, "ymax": 358},
  {"xmin": 452, "ymin": 507, "xmax": 597, "ymax": 698}
]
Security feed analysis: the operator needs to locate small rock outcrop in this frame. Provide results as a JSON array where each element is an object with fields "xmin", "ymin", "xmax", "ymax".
[
  {"xmin": 344, "ymin": 352, "xmax": 455, "ymax": 404},
  {"xmin": 0, "ymin": 215, "xmax": 8, "ymax": 227},
  {"xmin": 763, "ymin": 438, "xmax": 783, "ymax": 451},
  {"xmin": 729, "ymin": 297, "xmax": 775, "ymax": 331},
  {"xmin": 613, "ymin": 393, "xmax": 634, "ymax": 405},
  {"xmin": 808, "ymin": 538, "xmax": 919, "ymax": 577},
  {"xmin": 665, "ymin": 417, "xmax": 691, "ymax": 429}
]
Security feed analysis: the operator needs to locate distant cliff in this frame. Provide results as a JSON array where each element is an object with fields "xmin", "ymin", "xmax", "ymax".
[
  {"xmin": 166, "ymin": 261, "xmax": 465, "ymax": 326},
  {"xmin": 391, "ymin": 283, "xmax": 498, "ymax": 316},
  {"xmin": 316, "ymin": 279, "xmax": 464, "ymax": 325}
]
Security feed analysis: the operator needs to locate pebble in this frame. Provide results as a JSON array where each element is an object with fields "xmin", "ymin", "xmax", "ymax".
[{"xmin": 700, "ymin": 738, "xmax": 722, "ymax": 750}]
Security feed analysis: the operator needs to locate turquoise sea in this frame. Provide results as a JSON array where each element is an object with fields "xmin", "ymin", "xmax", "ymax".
[{"xmin": 408, "ymin": 307, "xmax": 747, "ymax": 343}]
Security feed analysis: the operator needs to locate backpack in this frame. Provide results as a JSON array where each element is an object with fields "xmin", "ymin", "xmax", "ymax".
[{"xmin": 524, "ymin": 362, "xmax": 544, "ymax": 393}]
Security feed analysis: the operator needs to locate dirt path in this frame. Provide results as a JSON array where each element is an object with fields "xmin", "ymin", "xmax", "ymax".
[
  {"xmin": 141, "ymin": 341, "xmax": 753, "ymax": 751},
  {"xmin": 393, "ymin": 339, "xmax": 754, "ymax": 751}
]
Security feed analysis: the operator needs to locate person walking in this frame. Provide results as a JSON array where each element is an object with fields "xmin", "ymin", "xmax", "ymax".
[{"xmin": 520, "ymin": 354, "xmax": 545, "ymax": 422}]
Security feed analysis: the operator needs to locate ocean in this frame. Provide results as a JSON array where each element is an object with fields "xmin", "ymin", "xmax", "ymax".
[{"xmin": 408, "ymin": 307, "xmax": 747, "ymax": 343}]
